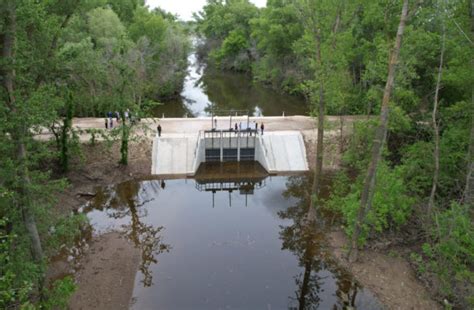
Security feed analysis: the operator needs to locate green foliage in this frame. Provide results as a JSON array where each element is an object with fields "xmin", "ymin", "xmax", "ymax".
[
  {"xmin": 0, "ymin": 218, "xmax": 34, "ymax": 309},
  {"xmin": 399, "ymin": 141, "xmax": 434, "ymax": 197},
  {"xmin": 327, "ymin": 162, "xmax": 413, "ymax": 245},
  {"xmin": 422, "ymin": 203, "xmax": 474, "ymax": 307},
  {"xmin": 106, "ymin": 0, "xmax": 143, "ymax": 24},
  {"xmin": 0, "ymin": 0, "xmax": 188, "ymax": 308},
  {"xmin": 341, "ymin": 119, "xmax": 377, "ymax": 171},
  {"xmin": 88, "ymin": 7, "xmax": 126, "ymax": 47},
  {"xmin": 128, "ymin": 6, "xmax": 167, "ymax": 43},
  {"xmin": 195, "ymin": 0, "xmax": 258, "ymax": 71},
  {"xmin": 43, "ymin": 213, "xmax": 87, "ymax": 257},
  {"xmin": 41, "ymin": 277, "xmax": 76, "ymax": 310}
]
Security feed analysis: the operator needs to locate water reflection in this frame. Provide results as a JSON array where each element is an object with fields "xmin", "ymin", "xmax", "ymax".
[
  {"xmin": 86, "ymin": 181, "xmax": 171, "ymax": 287},
  {"xmin": 195, "ymin": 162, "xmax": 268, "ymax": 207},
  {"xmin": 81, "ymin": 169, "xmax": 380, "ymax": 309},
  {"xmin": 153, "ymin": 52, "xmax": 309, "ymax": 117},
  {"xmin": 281, "ymin": 175, "xmax": 366, "ymax": 309}
]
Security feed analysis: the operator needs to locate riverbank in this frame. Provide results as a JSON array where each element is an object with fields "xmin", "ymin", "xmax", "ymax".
[
  {"xmin": 52, "ymin": 140, "xmax": 152, "ymax": 309},
  {"xmin": 52, "ymin": 118, "xmax": 440, "ymax": 309},
  {"xmin": 328, "ymin": 230, "xmax": 440, "ymax": 310}
]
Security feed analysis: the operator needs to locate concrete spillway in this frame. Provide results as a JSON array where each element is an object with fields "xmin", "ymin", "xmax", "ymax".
[{"xmin": 152, "ymin": 130, "xmax": 309, "ymax": 176}]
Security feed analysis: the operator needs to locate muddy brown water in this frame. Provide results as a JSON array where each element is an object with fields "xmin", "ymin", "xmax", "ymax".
[
  {"xmin": 77, "ymin": 163, "xmax": 382, "ymax": 309},
  {"xmin": 153, "ymin": 53, "xmax": 309, "ymax": 118}
]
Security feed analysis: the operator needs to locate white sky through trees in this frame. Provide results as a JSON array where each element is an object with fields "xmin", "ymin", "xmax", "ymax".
[{"xmin": 146, "ymin": 0, "xmax": 267, "ymax": 21}]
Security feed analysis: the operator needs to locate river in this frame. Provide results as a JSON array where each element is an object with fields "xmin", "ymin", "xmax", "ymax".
[
  {"xmin": 80, "ymin": 163, "xmax": 381, "ymax": 309},
  {"xmin": 153, "ymin": 52, "xmax": 309, "ymax": 118}
]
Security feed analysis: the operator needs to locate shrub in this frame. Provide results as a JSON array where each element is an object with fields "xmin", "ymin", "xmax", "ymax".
[
  {"xmin": 423, "ymin": 203, "xmax": 474, "ymax": 307},
  {"xmin": 326, "ymin": 162, "xmax": 414, "ymax": 245}
]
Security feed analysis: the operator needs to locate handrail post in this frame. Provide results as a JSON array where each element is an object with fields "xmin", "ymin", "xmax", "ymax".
[
  {"xmin": 220, "ymin": 130, "xmax": 223, "ymax": 162},
  {"xmin": 237, "ymin": 130, "xmax": 241, "ymax": 162}
]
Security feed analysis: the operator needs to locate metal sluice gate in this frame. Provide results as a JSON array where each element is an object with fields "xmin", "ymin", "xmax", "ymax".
[{"xmin": 203, "ymin": 129, "xmax": 257, "ymax": 162}]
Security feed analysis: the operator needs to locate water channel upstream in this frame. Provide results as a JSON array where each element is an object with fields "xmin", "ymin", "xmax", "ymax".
[
  {"xmin": 153, "ymin": 51, "xmax": 309, "ymax": 117},
  {"xmin": 72, "ymin": 51, "xmax": 383, "ymax": 309}
]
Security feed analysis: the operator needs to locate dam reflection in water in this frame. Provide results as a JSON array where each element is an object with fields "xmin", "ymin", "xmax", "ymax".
[{"xmin": 84, "ymin": 163, "xmax": 380, "ymax": 309}]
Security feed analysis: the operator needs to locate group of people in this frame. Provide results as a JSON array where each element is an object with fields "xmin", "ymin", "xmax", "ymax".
[
  {"xmin": 213, "ymin": 119, "xmax": 265, "ymax": 135},
  {"xmin": 232, "ymin": 121, "xmax": 264, "ymax": 135},
  {"xmin": 104, "ymin": 109, "xmax": 136, "ymax": 129},
  {"xmin": 155, "ymin": 119, "xmax": 265, "ymax": 138}
]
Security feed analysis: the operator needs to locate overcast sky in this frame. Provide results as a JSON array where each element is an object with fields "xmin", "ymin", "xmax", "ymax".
[{"xmin": 146, "ymin": 0, "xmax": 267, "ymax": 21}]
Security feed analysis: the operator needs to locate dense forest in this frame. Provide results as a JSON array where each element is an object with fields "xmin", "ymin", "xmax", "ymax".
[
  {"xmin": 0, "ymin": 0, "xmax": 189, "ymax": 308},
  {"xmin": 1, "ymin": 0, "xmax": 473, "ymax": 309},
  {"xmin": 195, "ymin": 0, "xmax": 473, "ymax": 307}
]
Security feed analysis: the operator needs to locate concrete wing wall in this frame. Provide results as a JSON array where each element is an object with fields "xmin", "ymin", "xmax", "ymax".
[
  {"xmin": 151, "ymin": 133, "xmax": 199, "ymax": 175},
  {"xmin": 258, "ymin": 131, "xmax": 309, "ymax": 173}
]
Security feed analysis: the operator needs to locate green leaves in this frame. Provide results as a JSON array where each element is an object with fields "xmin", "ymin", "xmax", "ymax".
[
  {"xmin": 196, "ymin": 0, "xmax": 258, "ymax": 71},
  {"xmin": 328, "ymin": 161, "xmax": 413, "ymax": 245},
  {"xmin": 424, "ymin": 203, "xmax": 474, "ymax": 304},
  {"xmin": 1, "ymin": 1, "xmax": 189, "ymax": 308}
]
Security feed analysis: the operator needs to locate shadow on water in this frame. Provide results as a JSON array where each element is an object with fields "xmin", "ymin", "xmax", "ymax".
[{"xmin": 78, "ymin": 162, "xmax": 381, "ymax": 309}]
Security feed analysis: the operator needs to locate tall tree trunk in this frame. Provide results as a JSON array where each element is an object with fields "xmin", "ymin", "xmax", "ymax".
[
  {"xmin": 308, "ymin": 2, "xmax": 345, "ymax": 221},
  {"xmin": 120, "ymin": 110, "xmax": 130, "ymax": 165},
  {"xmin": 60, "ymin": 97, "xmax": 73, "ymax": 173},
  {"xmin": 348, "ymin": 0, "xmax": 409, "ymax": 262},
  {"xmin": 17, "ymin": 138, "xmax": 44, "ymax": 262},
  {"xmin": 308, "ymin": 28, "xmax": 325, "ymax": 222},
  {"xmin": 428, "ymin": 21, "xmax": 446, "ymax": 213},
  {"xmin": 2, "ymin": 0, "xmax": 43, "ymax": 262}
]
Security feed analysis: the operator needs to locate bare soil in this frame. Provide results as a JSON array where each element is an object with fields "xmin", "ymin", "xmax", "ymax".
[
  {"xmin": 328, "ymin": 230, "xmax": 441, "ymax": 310},
  {"xmin": 52, "ymin": 117, "xmax": 440, "ymax": 310},
  {"xmin": 51, "ymin": 140, "xmax": 152, "ymax": 310},
  {"xmin": 68, "ymin": 232, "xmax": 140, "ymax": 310},
  {"xmin": 56, "ymin": 139, "xmax": 152, "ymax": 214}
]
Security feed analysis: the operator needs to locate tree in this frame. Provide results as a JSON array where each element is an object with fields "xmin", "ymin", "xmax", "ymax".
[
  {"xmin": 1, "ymin": 0, "xmax": 43, "ymax": 263},
  {"xmin": 428, "ymin": 2, "xmax": 446, "ymax": 213},
  {"xmin": 195, "ymin": 0, "xmax": 259, "ymax": 71},
  {"xmin": 348, "ymin": 0, "xmax": 410, "ymax": 262},
  {"xmin": 294, "ymin": 0, "xmax": 350, "ymax": 221}
]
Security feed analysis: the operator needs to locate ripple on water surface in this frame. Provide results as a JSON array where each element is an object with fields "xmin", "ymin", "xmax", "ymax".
[{"xmin": 83, "ymin": 163, "xmax": 381, "ymax": 309}]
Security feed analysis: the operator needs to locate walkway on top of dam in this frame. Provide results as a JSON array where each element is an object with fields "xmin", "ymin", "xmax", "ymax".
[
  {"xmin": 63, "ymin": 115, "xmax": 319, "ymax": 134},
  {"xmin": 36, "ymin": 115, "xmax": 367, "ymax": 142}
]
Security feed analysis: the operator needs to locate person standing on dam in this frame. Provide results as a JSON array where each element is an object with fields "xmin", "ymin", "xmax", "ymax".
[
  {"xmin": 260, "ymin": 123, "xmax": 264, "ymax": 135},
  {"xmin": 157, "ymin": 124, "xmax": 162, "ymax": 137}
]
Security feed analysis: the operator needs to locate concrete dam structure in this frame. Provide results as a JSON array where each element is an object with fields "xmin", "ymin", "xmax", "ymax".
[{"xmin": 151, "ymin": 129, "xmax": 309, "ymax": 176}]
